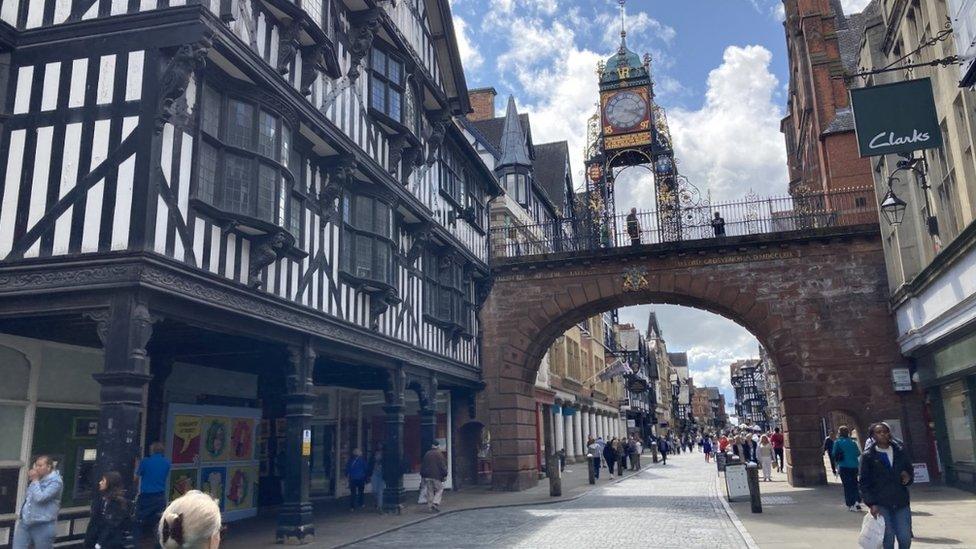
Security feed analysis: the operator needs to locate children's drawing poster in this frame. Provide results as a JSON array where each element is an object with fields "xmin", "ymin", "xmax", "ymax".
[
  {"xmin": 202, "ymin": 417, "xmax": 230, "ymax": 462},
  {"xmin": 231, "ymin": 418, "xmax": 255, "ymax": 460},
  {"xmin": 200, "ymin": 466, "xmax": 227, "ymax": 510},
  {"xmin": 225, "ymin": 466, "xmax": 256, "ymax": 511},
  {"xmin": 168, "ymin": 468, "xmax": 197, "ymax": 501}
]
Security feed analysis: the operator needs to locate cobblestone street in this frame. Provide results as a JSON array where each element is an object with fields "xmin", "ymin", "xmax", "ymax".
[{"xmin": 348, "ymin": 453, "xmax": 750, "ymax": 548}]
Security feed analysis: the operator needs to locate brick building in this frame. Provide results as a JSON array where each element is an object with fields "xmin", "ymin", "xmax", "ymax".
[{"xmin": 781, "ymin": 0, "xmax": 875, "ymax": 195}]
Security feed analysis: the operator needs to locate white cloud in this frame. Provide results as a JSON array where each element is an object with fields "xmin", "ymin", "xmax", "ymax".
[
  {"xmin": 666, "ymin": 45, "xmax": 788, "ymax": 201},
  {"xmin": 841, "ymin": 0, "xmax": 872, "ymax": 13},
  {"xmin": 453, "ymin": 15, "xmax": 483, "ymax": 72},
  {"xmin": 595, "ymin": 10, "xmax": 677, "ymax": 49}
]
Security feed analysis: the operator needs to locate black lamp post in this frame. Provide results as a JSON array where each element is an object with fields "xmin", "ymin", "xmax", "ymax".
[{"xmin": 880, "ymin": 154, "xmax": 940, "ymax": 237}]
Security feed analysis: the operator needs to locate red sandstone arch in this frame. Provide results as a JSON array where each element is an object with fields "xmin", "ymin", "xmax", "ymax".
[{"xmin": 478, "ymin": 226, "xmax": 927, "ymax": 490}]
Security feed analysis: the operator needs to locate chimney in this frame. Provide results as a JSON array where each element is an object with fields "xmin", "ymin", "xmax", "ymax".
[{"xmin": 468, "ymin": 87, "xmax": 497, "ymax": 121}]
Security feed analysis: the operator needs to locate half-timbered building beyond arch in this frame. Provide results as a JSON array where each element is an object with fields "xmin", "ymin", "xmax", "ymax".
[{"xmin": 0, "ymin": 0, "xmax": 500, "ymax": 543}]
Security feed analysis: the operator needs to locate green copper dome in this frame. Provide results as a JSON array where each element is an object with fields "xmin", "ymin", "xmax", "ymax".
[{"xmin": 601, "ymin": 33, "xmax": 648, "ymax": 84}]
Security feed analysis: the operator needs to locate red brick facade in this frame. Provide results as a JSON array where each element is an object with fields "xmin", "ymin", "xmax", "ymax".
[
  {"xmin": 479, "ymin": 225, "xmax": 927, "ymax": 490},
  {"xmin": 781, "ymin": 0, "xmax": 874, "ymax": 195},
  {"xmin": 468, "ymin": 87, "xmax": 498, "ymax": 122}
]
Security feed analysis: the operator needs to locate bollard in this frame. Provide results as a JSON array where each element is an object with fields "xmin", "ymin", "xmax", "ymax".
[
  {"xmin": 546, "ymin": 454, "xmax": 562, "ymax": 497},
  {"xmin": 746, "ymin": 463, "xmax": 762, "ymax": 513}
]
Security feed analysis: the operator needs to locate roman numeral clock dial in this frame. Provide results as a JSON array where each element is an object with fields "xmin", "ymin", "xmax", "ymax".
[{"xmin": 604, "ymin": 90, "xmax": 647, "ymax": 132}]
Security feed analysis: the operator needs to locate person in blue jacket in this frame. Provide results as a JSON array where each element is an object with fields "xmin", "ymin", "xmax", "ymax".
[
  {"xmin": 345, "ymin": 448, "xmax": 368, "ymax": 510},
  {"xmin": 13, "ymin": 455, "xmax": 63, "ymax": 549},
  {"xmin": 831, "ymin": 426, "xmax": 862, "ymax": 511}
]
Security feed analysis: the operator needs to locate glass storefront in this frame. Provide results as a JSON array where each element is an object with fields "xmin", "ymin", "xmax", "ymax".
[
  {"xmin": 308, "ymin": 387, "xmax": 452, "ymax": 499},
  {"xmin": 942, "ymin": 380, "xmax": 975, "ymax": 467}
]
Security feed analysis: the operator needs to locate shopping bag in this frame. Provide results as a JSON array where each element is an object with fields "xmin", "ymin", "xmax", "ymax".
[{"xmin": 858, "ymin": 513, "xmax": 886, "ymax": 549}]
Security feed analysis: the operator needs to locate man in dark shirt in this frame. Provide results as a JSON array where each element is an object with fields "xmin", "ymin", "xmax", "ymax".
[
  {"xmin": 135, "ymin": 442, "xmax": 171, "ymax": 542},
  {"xmin": 420, "ymin": 441, "xmax": 448, "ymax": 512},
  {"xmin": 626, "ymin": 208, "xmax": 641, "ymax": 246},
  {"xmin": 711, "ymin": 212, "xmax": 726, "ymax": 237}
]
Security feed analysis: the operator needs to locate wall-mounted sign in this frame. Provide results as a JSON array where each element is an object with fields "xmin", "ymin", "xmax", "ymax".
[
  {"xmin": 913, "ymin": 462, "xmax": 930, "ymax": 483},
  {"xmin": 892, "ymin": 367, "xmax": 913, "ymax": 392},
  {"xmin": 604, "ymin": 132, "xmax": 652, "ymax": 150},
  {"xmin": 851, "ymin": 78, "xmax": 942, "ymax": 157},
  {"xmin": 302, "ymin": 428, "xmax": 312, "ymax": 457}
]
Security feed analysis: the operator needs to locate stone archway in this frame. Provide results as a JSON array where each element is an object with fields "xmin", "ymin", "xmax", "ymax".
[{"xmin": 478, "ymin": 226, "xmax": 927, "ymax": 490}]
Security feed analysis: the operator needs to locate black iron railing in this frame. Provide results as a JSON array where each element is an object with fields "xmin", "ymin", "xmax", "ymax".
[{"xmin": 490, "ymin": 187, "xmax": 877, "ymax": 259}]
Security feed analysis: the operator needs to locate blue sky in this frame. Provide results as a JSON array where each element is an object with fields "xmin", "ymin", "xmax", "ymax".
[{"xmin": 449, "ymin": 0, "xmax": 871, "ymax": 411}]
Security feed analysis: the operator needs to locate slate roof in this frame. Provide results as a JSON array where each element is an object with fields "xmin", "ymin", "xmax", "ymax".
[
  {"xmin": 668, "ymin": 352, "xmax": 688, "ymax": 368},
  {"xmin": 825, "ymin": 0, "xmax": 875, "ymax": 135},
  {"xmin": 497, "ymin": 96, "xmax": 532, "ymax": 168},
  {"xmin": 532, "ymin": 141, "xmax": 571, "ymax": 212}
]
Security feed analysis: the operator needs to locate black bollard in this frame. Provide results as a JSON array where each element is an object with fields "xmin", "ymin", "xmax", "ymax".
[{"xmin": 746, "ymin": 463, "xmax": 762, "ymax": 513}]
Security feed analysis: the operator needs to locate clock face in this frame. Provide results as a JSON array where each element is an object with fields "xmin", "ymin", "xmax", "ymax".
[{"xmin": 605, "ymin": 90, "xmax": 648, "ymax": 131}]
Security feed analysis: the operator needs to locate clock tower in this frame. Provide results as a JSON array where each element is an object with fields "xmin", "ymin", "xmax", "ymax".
[{"xmin": 585, "ymin": 1, "xmax": 688, "ymax": 242}]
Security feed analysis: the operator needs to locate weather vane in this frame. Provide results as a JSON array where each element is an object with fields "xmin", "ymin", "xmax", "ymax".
[{"xmin": 619, "ymin": 0, "xmax": 627, "ymax": 41}]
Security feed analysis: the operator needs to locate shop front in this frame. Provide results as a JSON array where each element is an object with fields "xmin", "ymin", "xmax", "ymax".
[
  {"xmin": 307, "ymin": 388, "xmax": 454, "ymax": 501},
  {"xmin": 921, "ymin": 328, "xmax": 976, "ymax": 491}
]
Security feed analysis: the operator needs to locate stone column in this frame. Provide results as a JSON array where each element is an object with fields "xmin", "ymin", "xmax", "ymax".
[
  {"xmin": 580, "ymin": 409, "xmax": 590, "ymax": 441},
  {"xmin": 554, "ymin": 405, "xmax": 565, "ymax": 457},
  {"xmin": 588, "ymin": 410, "xmax": 597, "ymax": 441},
  {"xmin": 382, "ymin": 368, "xmax": 406, "ymax": 513},
  {"xmin": 276, "ymin": 343, "xmax": 316, "ymax": 543},
  {"xmin": 564, "ymin": 411, "xmax": 576, "ymax": 463},
  {"xmin": 89, "ymin": 296, "xmax": 157, "ymax": 497},
  {"xmin": 601, "ymin": 414, "xmax": 608, "ymax": 438},
  {"xmin": 572, "ymin": 409, "xmax": 584, "ymax": 459}
]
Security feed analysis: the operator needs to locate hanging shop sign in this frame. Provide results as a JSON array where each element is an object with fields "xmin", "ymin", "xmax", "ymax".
[
  {"xmin": 851, "ymin": 78, "xmax": 942, "ymax": 157},
  {"xmin": 947, "ymin": 0, "xmax": 976, "ymax": 86},
  {"xmin": 891, "ymin": 367, "xmax": 914, "ymax": 392},
  {"xmin": 626, "ymin": 374, "xmax": 649, "ymax": 394}
]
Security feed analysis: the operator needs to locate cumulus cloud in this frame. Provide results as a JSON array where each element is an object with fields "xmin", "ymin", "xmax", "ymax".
[
  {"xmin": 453, "ymin": 15, "xmax": 483, "ymax": 72},
  {"xmin": 667, "ymin": 45, "xmax": 788, "ymax": 201},
  {"xmin": 841, "ymin": 0, "xmax": 873, "ymax": 13},
  {"xmin": 595, "ymin": 10, "xmax": 677, "ymax": 49}
]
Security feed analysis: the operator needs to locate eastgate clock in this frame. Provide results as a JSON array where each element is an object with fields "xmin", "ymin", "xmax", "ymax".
[{"xmin": 604, "ymin": 89, "xmax": 648, "ymax": 133}]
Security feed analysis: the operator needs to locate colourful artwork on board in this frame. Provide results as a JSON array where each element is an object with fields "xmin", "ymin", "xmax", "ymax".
[
  {"xmin": 230, "ymin": 418, "xmax": 255, "ymax": 460},
  {"xmin": 171, "ymin": 416, "xmax": 201, "ymax": 464},
  {"xmin": 200, "ymin": 466, "xmax": 226, "ymax": 510},
  {"xmin": 168, "ymin": 469, "xmax": 197, "ymax": 501},
  {"xmin": 201, "ymin": 417, "xmax": 230, "ymax": 462},
  {"xmin": 225, "ymin": 466, "xmax": 256, "ymax": 511}
]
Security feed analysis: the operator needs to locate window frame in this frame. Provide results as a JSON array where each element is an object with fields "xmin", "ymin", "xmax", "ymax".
[
  {"xmin": 192, "ymin": 81, "xmax": 305, "ymax": 245},
  {"xmin": 421, "ymin": 249, "xmax": 473, "ymax": 336},
  {"xmin": 339, "ymin": 192, "xmax": 397, "ymax": 289},
  {"xmin": 369, "ymin": 46, "xmax": 406, "ymax": 126}
]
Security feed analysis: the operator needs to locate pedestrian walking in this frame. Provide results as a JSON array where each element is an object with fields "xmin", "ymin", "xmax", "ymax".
[
  {"xmin": 586, "ymin": 437, "xmax": 601, "ymax": 480},
  {"xmin": 603, "ymin": 438, "xmax": 618, "ymax": 479},
  {"xmin": 557, "ymin": 448, "xmax": 567, "ymax": 473},
  {"xmin": 421, "ymin": 441, "xmax": 448, "ymax": 512},
  {"xmin": 368, "ymin": 448, "xmax": 385, "ymax": 512},
  {"xmin": 345, "ymin": 448, "xmax": 367, "ymax": 510},
  {"xmin": 719, "ymin": 434, "xmax": 730, "ymax": 454},
  {"xmin": 832, "ymin": 425, "xmax": 862, "ymax": 511},
  {"xmin": 824, "ymin": 433, "xmax": 838, "ymax": 477},
  {"xmin": 617, "ymin": 439, "xmax": 628, "ymax": 474},
  {"xmin": 633, "ymin": 437, "xmax": 643, "ymax": 470},
  {"xmin": 158, "ymin": 490, "xmax": 222, "ymax": 549},
  {"xmin": 770, "ymin": 428, "xmax": 785, "ymax": 473},
  {"xmin": 84, "ymin": 471, "xmax": 130, "ymax": 549},
  {"xmin": 712, "ymin": 212, "xmax": 726, "ymax": 236},
  {"xmin": 626, "ymin": 207, "xmax": 641, "ymax": 245},
  {"xmin": 135, "ymin": 441, "xmax": 171, "ymax": 544},
  {"xmin": 859, "ymin": 422, "xmax": 914, "ymax": 549},
  {"xmin": 658, "ymin": 436, "xmax": 669, "ymax": 465},
  {"xmin": 758, "ymin": 435, "xmax": 774, "ymax": 481},
  {"xmin": 13, "ymin": 455, "xmax": 63, "ymax": 549},
  {"xmin": 703, "ymin": 437, "xmax": 713, "ymax": 463},
  {"xmin": 629, "ymin": 436, "xmax": 640, "ymax": 470}
]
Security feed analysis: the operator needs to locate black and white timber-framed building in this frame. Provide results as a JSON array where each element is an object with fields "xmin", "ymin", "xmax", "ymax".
[{"xmin": 0, "ymin": 0, "xmax": 500, "ymax": 544}]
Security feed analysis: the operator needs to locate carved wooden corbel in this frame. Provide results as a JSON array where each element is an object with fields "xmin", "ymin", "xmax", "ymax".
[
  {"xmin": 400, "ymin": 145, "xmax": 422, "ymax": 183},
  {"xmin": 387, "ymin": 135, "xmax": 409, "ymax": 175},
  {"xmin": 300, "ymin": 44, "xmax": 325, "ymax": 95},
  {"xmin": 277, "ymin": 19, "xmax": 305, "ymax": 75},
  {"xmin": 369, "ymin": 287, "xmax": 401, "ymax": 331},
  {"xmin": 405, "ymin": 222, "xmax": 433, "ymax": 267},
  {"xmin": 247, "ymin": 230, "xmax": 289, "ymax": 288},
  {"xmin": 383, "ymin": 364, "xmax": 407, "ymax": 407},
  {"xmin": 425, "ymin": 111, "xmax": 450, "ymax": 166},
  {"xmin": 317, "ymin": 157, "xmax": 355, "ymax": 228},
  {"xmin": 156, "ymin": 36, "xmax": 212, "ymax": 133},
  {"xmin": 347, "ymin": 11, "xmax": 381, "ymax": 80}
]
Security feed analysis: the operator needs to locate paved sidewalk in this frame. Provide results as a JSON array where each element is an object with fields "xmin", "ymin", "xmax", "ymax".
[
  {"xmin": 724, "ymin": 461, "xmax": 976, "ymax": 548},
  {"xmin": 225, "ymin": 455, "xmax": 650, "ymax": 548}
]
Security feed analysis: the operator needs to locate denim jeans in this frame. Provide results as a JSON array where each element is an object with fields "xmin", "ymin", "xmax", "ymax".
[
  {"xmin": 591, "ymin": 458, "xmax": 600, "ymax": 479},
  {"xmin": 839, "ymin": 467, "xmax": 860, "ymax": 507},
  {"xmin": 877, "ymin": 505, "xmax": 912, "ymax": 549},
  {"xmin": 13, "ymin": 521, "xmax": 56, "ymax": 549}
]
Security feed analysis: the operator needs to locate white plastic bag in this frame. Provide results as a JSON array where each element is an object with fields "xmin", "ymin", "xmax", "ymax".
[{"xmin": 858, "ymin": 513, "xmax": 886, "ymax": 549}]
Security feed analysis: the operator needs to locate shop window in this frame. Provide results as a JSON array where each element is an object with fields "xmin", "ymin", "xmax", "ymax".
[
  {"xmin": 193, "ymin": 84, "xmax": 302, "ymax": 240},
  {"xmin": 942, "ymin": 381, "xmax": 975, "ymax": 464},
  {"xmin": 0, "ymin": 345, "xmax": 29, "ymax": 400},
  {"xmin": 37, "ymin": 346, "xmax": 100, "ymax": 405},
  {"xmin": 0, "ymin": 405, "xmax": 25, "ymax": 462},
  {"xmin": 340, "ymin": 193, "xmax": 395, "ymax": 287},
  {"xmin": 370, "ymin": 48, "xmax": 404, "ymax": 122}
]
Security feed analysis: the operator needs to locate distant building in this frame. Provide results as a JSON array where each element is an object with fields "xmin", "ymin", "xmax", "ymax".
[{"xmin": 730, "ymin": 359, "xmax": 770, "ymax": 431}]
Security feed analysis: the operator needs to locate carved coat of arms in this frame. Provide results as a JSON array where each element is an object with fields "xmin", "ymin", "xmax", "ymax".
[{"xmin": 622, "ymin": 266, "xmax": 649, "ymax": 292}]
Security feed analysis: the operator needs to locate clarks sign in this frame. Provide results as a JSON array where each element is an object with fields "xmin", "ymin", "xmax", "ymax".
[{"xmin": 851, "ymin": 78, "xmax": 942, "ymax": 157}]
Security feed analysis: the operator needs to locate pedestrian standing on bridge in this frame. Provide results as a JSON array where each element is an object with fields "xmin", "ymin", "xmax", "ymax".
[
  {"xmin": 712, "ymin": 212, "xmax": 726, "ymax": 237},
  {"xmin": 626, "ymin": 208, "xmax": 641, "ymax": 246}
]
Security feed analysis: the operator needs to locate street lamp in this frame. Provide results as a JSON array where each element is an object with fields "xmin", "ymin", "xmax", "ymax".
[{"xmin": 880, "ymin": 154, "xmax": 940, "ymax": 237}]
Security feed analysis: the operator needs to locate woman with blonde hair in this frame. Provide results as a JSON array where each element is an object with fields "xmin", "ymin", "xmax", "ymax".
[
  {"xmin": 158, "ymin": 490, "xmax": 222, "ymax": 549},
  {"xmin": 758, "ymin": 435, "xmax": 775, "ymax": 481}
]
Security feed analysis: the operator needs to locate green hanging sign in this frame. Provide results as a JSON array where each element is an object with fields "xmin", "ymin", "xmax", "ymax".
[{"xmin": 850, "ymin": 78, "xmax": 942, "ymax": 157}]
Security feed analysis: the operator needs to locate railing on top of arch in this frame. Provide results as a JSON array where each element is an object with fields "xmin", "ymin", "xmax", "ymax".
[{"xmin": 490, "ymin": 186, "xmax": 878, "ymax": 260}]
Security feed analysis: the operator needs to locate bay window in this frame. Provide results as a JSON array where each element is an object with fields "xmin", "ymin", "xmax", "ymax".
[
  {"xmin": 370, "ymin": 48, "xmax": 404, "ymax": 122},
  {"xmin": 439, "ymin": 146, "xmax": 465, "ymax": 206},
  {"xmin": 193, "ymin": 84, "xmax": 304, "ymax": 241},
  {"xmin": 423, "ymin": 251, "xmax": 471, "ymax": 334},
  {"xmin": 340, "ymin": 194, "xmax": 395, "ymax": 287}
]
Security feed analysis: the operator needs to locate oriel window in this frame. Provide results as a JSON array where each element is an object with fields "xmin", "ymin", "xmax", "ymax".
[
  {"xmin": 370, "ymin": 48, "xmax": 405, "ymax": 123},
  {"xmin": 340, "ymin": 193, "xmax": 395, "ymax": 286}
]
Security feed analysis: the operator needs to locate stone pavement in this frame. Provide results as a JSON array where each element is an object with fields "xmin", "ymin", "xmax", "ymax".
[
  {"xmin": 727, "ymin": 458, "xmax": 976, "ymax": 548},
  {"xmin": 346, "ymin": 451, "xmax": 748, "ymax": 548},
  {"xmin": 224, "ymin": 454, "xmax": 652, "ymax": 548}
]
